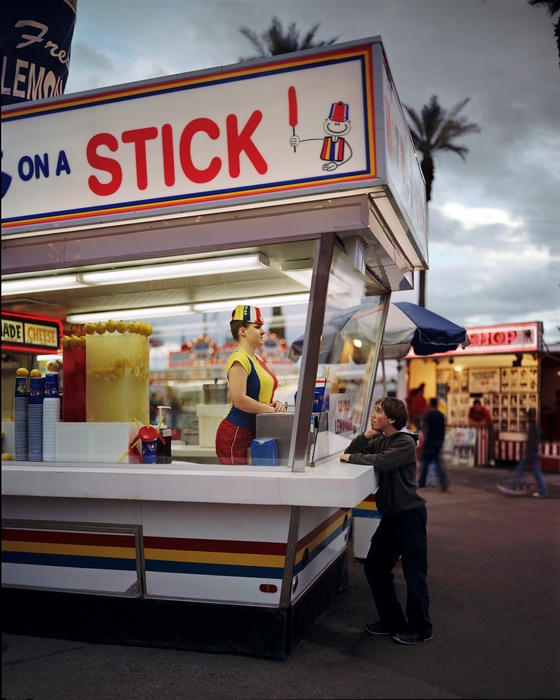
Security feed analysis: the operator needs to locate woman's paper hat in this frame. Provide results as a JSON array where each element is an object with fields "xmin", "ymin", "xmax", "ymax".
[{"xmin": 231, "ymin": 305, "xmax": 264, "ymax": 325}]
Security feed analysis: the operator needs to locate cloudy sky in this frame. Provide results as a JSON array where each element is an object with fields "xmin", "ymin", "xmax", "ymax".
[{"xmin": 64, "ymin": 0, "xmax": 560, "ymax": 344}]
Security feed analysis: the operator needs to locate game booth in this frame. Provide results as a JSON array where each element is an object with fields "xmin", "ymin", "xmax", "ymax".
[{"xmin": 404, "ymin": 322, "xmax": 560, "ymax": 472}]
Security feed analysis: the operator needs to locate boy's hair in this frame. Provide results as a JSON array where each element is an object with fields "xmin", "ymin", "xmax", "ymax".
[
  {"xmin": 375, "ymin": 396, "xmax": 409, "ymax": 430},
  {"xmin": 429, "ymin": 397, "xmax": 438, "ymax": 409}
]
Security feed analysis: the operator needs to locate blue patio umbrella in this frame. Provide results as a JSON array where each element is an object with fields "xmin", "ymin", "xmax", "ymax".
[
  {"xmin": 382, "ymin": 301, "xmax": 470, "ymax": 359},
  {"xmin": 300, "ymin": 300, "xmax": 470, "ymax": 361}
]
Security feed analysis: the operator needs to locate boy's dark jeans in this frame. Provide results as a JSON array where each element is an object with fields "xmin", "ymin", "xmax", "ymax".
[{"xmin": 363, "ymin": 507, "xmax": 432, "ymax": 636}]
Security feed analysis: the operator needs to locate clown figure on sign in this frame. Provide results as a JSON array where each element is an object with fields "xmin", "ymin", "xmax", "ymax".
[{"xmin": 290, "ymin": 100, "xmax": 353, "ymax": 171}]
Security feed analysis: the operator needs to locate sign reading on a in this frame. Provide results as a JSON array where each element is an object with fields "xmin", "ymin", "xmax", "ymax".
[{"xmin": 1, "ymin": 312, "xmax": 62, "ymax": 353}]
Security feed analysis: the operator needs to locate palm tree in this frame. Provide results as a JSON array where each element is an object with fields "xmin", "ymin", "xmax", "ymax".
[
  {"xmin": 527, "ymin": 0, "xmax": 560, "ymax": 65},
  {"xmin": 404, "ymin": 96, "xmax": 481, "ymax": 307},
  {"xmin": 239, "ymin": 17, "xmax": 338, "ymax": 60}
]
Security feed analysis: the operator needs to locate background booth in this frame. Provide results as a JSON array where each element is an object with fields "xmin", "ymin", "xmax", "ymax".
[{"xmin": 404, "ymin": 321, "xmax": 560, "ymax": 473}]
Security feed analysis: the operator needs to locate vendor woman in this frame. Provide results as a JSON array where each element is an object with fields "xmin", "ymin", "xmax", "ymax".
[{"xmin": 216, "ymin": 305, "xmax": 286, "ymax": 464}]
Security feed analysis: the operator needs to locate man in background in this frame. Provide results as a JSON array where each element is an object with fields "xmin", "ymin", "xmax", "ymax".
[
  {"xmin": 418, "ymin": 398, "xmax": 450, "ymax": 492},
  {"xmin": 468, "ymin": 399, "xmax": 492, "ymax": 427}
]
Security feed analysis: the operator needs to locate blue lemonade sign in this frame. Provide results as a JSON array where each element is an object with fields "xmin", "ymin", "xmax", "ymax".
[{"xmin": 0, "ymin": 0, "xmax": 78, "ymax": 106}]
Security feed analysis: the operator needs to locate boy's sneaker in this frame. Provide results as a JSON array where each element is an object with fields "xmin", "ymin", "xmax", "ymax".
[
  {"xmin": 533, "ymin": 492, "xmax": 548, "ymax": 498},
  {"xmin": 366, "ymin": 621, "xmax": 397, "ymax": 636},
  {"xmin": 392, "ymin": 629, "xmax": 433, "ymax": 645}
]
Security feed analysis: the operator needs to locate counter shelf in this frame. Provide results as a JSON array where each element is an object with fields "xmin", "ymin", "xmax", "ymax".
[{"xmin": 1, "ymin": 456, "xmax": 374, "ymax": 508}]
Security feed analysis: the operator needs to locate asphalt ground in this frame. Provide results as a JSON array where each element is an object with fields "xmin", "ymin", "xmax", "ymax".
[{"xmin": 2, "ymin": 462, "xmax": 560, "ymax": 700}]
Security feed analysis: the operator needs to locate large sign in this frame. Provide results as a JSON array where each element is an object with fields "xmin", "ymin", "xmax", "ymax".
[
  {"xmin": 0, "ymin": 0, "xmax": 78, "ymax": 106},
  {"xmin": 1, "ymin": 41, "xmax": 378, "ymax": 234},
  {"xmin": 1, "ymin": 311, "xmax": 62, "ymax": 353}
]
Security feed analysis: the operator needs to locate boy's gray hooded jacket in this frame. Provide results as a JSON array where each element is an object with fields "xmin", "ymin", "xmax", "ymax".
[{"xmin": 345, "ymin": 429, "xmax": 426, "ymax": 517}]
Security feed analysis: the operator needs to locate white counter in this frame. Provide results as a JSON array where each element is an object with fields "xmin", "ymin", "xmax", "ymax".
[{"xmin": 1, "ymin": 458, "xmax": 375, "ymax": 508}]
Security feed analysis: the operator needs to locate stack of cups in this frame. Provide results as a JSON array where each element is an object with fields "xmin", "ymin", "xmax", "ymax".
[
  {"xmin": 28, "ymin": 370, "xmax": 44, "ymax": 462},
  {"xmin": 14, "ymin": 368, "xmax": 29, "ymax": 461},
  {"xmin": 43, "ymin": 364, "xmax": 61, "ymax": 461}
]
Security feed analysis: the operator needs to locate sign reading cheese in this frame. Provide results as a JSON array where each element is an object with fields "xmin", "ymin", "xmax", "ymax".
[{"xmin": 1, "ymin": 312, "xmax": 62, "ymax": 353}]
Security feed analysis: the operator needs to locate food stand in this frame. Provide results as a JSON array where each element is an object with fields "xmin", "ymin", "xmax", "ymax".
[{"xmin": 1, "ymin": 37, "xmax": 428, "ymax": 657}]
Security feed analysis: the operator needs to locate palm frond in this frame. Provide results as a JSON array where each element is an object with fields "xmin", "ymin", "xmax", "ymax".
[{"xmin": 239, "ymin": 17, "xmax": 338, "ymax": 60}]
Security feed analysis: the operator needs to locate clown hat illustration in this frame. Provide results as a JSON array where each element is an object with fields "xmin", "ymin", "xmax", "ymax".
[{"xmin": 328, "ymin": 102, "xmax": 349, "ymax": 122}]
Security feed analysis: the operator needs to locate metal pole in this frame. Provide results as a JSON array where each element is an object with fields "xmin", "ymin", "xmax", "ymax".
[{"xmin": 288, "ymin": 235, "xmax": 334, "ymax": 472}]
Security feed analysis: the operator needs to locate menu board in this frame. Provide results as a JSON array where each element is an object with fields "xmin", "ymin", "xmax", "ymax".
[{"xmin": 468, "ymin": 368, "xmax": 500, "ymax": 394}]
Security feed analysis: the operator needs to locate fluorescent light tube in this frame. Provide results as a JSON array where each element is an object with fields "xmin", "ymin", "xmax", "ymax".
[
  {"xmin": 79, "ymin": 253, "xmax": 269, "ymax": 286},
  {"xmin": 2, "ymin": 275, "xmax": 85, "ymax": 295},
  {"xmin": 67, "ymin": 305, "xmax": 193, "ymax": 323},
  {"xmin": 193, "ymin": 293, "xmax": 309, "ymax": 313}
]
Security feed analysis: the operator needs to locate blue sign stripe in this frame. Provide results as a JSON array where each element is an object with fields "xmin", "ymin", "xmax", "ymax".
[
  {"xmin": 145, "ymin": 560, "xmax": 284, "ymax": 579},
  {"xmin": 353, "ymin": 508, "xmax": 381, "ymax": 519}
]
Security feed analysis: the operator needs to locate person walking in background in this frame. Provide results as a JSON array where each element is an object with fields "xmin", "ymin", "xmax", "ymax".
[
  {"xmin": 339, "ymin": 397, "xmax": 432, "ymax": 645},
  {"xmin": 215, "ymin": 305, "xmax": 285, "ymax": 465},
  {"xmin": 496, "ymin": 409, "xmax": 548, "ymax": 498},
  {"xmin": 418, "ymin": 397, "xmax": 450, "ymax": 492},
  {"xmin": 407, "ymin": 383, "xmax": 427, "ymax": 432}
]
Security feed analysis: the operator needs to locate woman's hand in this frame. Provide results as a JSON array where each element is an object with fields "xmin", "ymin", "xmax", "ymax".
[
  {"xmin": 339, "ymin": 453, "xmax": 350, "ymax": 463},
  {"xmin": 271, "ymin": 401, "xmax": 286, "ymax": 413}
]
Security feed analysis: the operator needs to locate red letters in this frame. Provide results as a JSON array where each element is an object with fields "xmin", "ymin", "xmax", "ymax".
[
  {"xmin": 179, "ymin": 118, "xmax": 221, "ymax": 184},
  {"xmin": 161, "ymin": 124, "xmax": 175, "ymax": 187},
  {"xmin": 226, "ymin": 111, "xmax": 267, "ymax": 177},
  {"xmin": 86, "ymin": 111, "xmax": 267, "ymax": 196},
  {"xmin": 87, "ymin": 133, "xmax": 122, "ymax": 196},
  {"xmin": 468, "ymin": 330, "xmax": 520, "ymax": 348},
  {"xmin": 121, "ymin": 127, "xmax": 158, "ymax": 190}
]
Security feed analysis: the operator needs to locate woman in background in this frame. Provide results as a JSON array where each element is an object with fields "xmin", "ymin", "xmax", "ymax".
[
  {"xmin": 215, "ymin": 305, "xmax": 286, "ymax": 465},
  {"xmin": 496, "ymin": 409, "xmax": 548, "ymax": 498}
]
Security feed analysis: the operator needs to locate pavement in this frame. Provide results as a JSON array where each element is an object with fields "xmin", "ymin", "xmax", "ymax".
[{"xmin": 2, "ymin": 462, "xmax": 560, "ymax": 700}]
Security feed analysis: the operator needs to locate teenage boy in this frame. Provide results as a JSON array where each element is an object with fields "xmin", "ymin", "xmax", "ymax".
[{"xmin": 340, "ymin": 396, "xmax": 432, "ymax": 644}]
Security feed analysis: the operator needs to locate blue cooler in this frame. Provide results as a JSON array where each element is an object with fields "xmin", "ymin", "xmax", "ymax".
[{"xmin": 250, "ymin": 438, "xmax": 278, "ymax": 466}]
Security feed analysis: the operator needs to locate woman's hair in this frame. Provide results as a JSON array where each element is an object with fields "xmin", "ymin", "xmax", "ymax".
[
  {"xmin": 375, "ymin": 396, "xmax": 409, "ymax": 430},
  {"xmin": 230, "ymin": 320, "xmax": 249, "ymax": 341}
]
